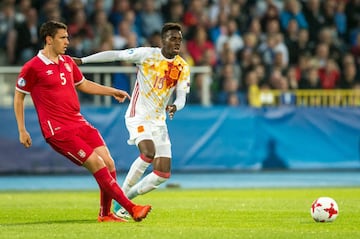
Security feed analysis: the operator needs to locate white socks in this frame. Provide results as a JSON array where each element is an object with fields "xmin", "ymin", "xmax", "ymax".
[
  {"xmin": 126, "ymin": 172, "xmax": 168, "ymax": 199},
  {"xmin": 122, "ymin": 156, "xmax": 151, "ymax": 194}
]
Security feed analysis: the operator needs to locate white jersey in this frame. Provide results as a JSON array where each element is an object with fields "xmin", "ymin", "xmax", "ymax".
[{"xmin": 117, "ymin": 47, "xmax": 190, "ymax": 125}]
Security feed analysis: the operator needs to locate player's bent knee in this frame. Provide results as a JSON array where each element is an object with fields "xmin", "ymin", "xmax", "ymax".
[
  {"xmin": 153, "ymin": 170, "xmax": 171, "ymax": 179},
  {"xmin": 140, "ymin": 153, "xmax": 154, "ymax": 163}
]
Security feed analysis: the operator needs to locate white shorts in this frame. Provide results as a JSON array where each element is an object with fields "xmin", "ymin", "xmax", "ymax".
[{"xmin": 125, "ymin": 118, "xmax": 172, "ymax": 158}]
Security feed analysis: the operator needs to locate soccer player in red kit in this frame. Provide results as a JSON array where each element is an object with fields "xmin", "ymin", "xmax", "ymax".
[{"xmin": 13, "ymin": 20, "xmax": 151, "ymax": 222}]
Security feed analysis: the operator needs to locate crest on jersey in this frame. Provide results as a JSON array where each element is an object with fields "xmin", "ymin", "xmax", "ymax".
[
  {"xmin": 17, "ymin": 78, "xmax": 26, "ymax": 87},
  {"xmin": 77, "ymin": 149, "xmax": 86, "ymax": 158},
  {"xmin": 64, "ymin": 63, "xmax": 71, "ymax": 72}
]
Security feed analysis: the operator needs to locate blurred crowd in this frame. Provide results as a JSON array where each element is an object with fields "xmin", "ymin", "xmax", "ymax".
[{"xmin": 1, "ymin": 0, "xmax": 360, "ymax": 106}]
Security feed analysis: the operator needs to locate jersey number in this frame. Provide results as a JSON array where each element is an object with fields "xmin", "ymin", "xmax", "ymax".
[
  {"xmin": 60, "ymin": 73, "xmax": 66, "ymax": 85},
  {"xmin": 154, "ymin": 76, "xmax": 164, "ymax": 89}
]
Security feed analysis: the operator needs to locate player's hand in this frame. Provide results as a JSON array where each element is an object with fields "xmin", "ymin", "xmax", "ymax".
[
  {"xmin": 166, "ymin": 104, "xmax": 177, "ymax": 120},
  {"xmin": 113, "ymin": 89, "xmax": 131, "ymax": 103},
  {"xmin": 72, "ymin": 57, "xmax": 82, "ymax": 65},
  {"xmin": 19, "ymin": 130, "xmax": 32, "ymax": 148}
]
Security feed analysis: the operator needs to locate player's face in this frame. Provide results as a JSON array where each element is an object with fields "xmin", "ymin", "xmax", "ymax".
[
  {"xmin": 161, "ymin": 30, "xmax": 182, "ymax": 59},
  {"xmin": 50, "ymin": 29, "xmax": 69, "ymax": 55}
]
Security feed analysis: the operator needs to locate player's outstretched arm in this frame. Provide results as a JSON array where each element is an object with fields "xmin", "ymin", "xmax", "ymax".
[
  {"xmin": 76, "ymin": 79, "xmax": 130, "ymax": 102},
  {"xmin": 13, "ymin": 90, "xmax": 32, "ymax": 148},
  {"xmin": 80, "ymin": 51, "xmax": 122, "ymax": 64}
]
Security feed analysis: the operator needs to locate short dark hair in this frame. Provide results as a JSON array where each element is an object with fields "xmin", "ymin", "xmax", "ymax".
[
  {"xmin": 161, "ymin": 22, "xmax": 182, "ymax": 39},
  {"xmin": 40, "ymin": 21, "xmax": 67, "ymax": 45}
]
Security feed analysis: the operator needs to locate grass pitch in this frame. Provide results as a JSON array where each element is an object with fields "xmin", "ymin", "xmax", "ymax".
[{"xmin": 0, "ymin": 187, "xmax": 359, "ymax": 239}]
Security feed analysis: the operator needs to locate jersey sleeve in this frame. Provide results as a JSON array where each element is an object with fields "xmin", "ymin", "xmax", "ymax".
[
  {"xmin": 177, "ymin": 61, "xmax": 191, "ymax": 94},
  {"xmin": 116, "ymin": 47, "xmax": 152, "ymax": 64},
  {"xmin": 16, "ymin": 62, "xmax": 35, "ymax": 94},
  {"xmin": 81, "ymin": 47, "xmax": 153, "ymax": 65}
]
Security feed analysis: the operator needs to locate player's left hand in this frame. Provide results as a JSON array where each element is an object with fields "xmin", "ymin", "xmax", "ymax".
[
  {"xmin": 113, "ymin": 90, "xmax": 130, "ymax": 103},
  {"xmin": 166, "ymin": 104, "xmax": 177, "ymax": 120}
]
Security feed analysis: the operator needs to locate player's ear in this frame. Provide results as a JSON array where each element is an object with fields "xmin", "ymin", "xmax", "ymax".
[{"xmin": 46, "ymin": 35, "xmax": 53, "ymax": 45}]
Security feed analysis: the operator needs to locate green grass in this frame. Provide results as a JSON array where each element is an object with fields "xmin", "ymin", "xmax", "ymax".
[{"xmin": 0, "ymin": 188, "xmax": 359, "ymax": 239}]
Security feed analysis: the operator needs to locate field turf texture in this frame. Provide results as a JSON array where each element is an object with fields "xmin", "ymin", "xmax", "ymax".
[{"xmin": 0, "ymin": 188, "xmax": 359, "ymax": 239}]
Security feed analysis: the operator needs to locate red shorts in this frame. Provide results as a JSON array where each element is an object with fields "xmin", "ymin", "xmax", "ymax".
[{"xmin": 46, "ymin": 124, "xmax": 105, "ymax": 166}]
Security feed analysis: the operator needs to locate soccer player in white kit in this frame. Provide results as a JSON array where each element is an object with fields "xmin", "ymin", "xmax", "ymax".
[{"xmin": 74, "ymin": 22, "xmax": 190, "ymax": 218}]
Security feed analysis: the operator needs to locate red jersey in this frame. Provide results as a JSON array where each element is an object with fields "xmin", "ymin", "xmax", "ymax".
[{"xmin": 16, "ymin": 51, "xmax": 87, "ymax": 138}]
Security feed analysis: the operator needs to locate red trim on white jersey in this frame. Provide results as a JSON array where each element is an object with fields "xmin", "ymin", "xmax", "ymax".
[{"xmin": 130, "ymin": 82, "xmax": 140, "ymax": 117}]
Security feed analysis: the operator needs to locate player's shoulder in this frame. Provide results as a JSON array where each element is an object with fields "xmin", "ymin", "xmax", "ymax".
[
  {"xmin": 21, "ymin": 55, "xmax": 42, "ymax": 71},
  {"xmin": 62, "ymin": 54, "xmax": 74, "ymax": 63},
  {"xmin": 175, "ymin": 55, "xmax": 190, "ymax": 68},
  {"xmin": 135, "ymin": 47, "xmax": 160, "ymax": 55}
]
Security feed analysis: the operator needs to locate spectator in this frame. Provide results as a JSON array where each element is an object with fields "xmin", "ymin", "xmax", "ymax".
[
  {"xmin": 88, "ymin": 0, "xmax": 113, "ymax": 24},
  {"xmin": 216, "ymin": 76, "xmax": 242, "ymax": 105},
  {"xmin": 228, "ymin": 0, "xmax": 248, "ymax": 34},
  {"xmin": 260, "ymin": 3, "xmax": 280, "ymax": 33},
  {"xmin": 334, "ymin": 0, "xmax": 347, "ymax": 40},
  {"xmin": 209, "ymin": 9, "xmax": 228, "ymax": 43},
  {"xmin": 274, "ymin": 33, "xmax": 289, "ymax": 68},
  {"xmin": 182, "ymin": 0, "xmax": 208, "ymax": 30},
  {"xmin": 345, "ymin": 0, "xmax": 360, "ymax": 45},
  {"xmin": 162, "ymin": 0, "xmax": 184, "ymax": 24},
  {"xmin": 318, "ymin": 58, "xmax": 340, "ymax": 89},
  {"xmin": 217, "ymin": 43, "xmax": 241, "ymax": 82},
  {"xmin": 339, "ymin": 63, "xmax": 360, "ymax": 89},
  {"xmin": 313, "ymin": 42, "xmax": 330, "ymax": 68},
  {"xmin": 215, "ymin": 18, "xmax": 243, "ymax": 55},
  {"xmin": 245, "ymin": 70, "xmax": 262, "ymax": 107},
  {"xmin": 317, "ymin": 27, "xmax": 343, "ymax": 63},
  {"xmin": 37, "ymin": 0, "xmax": 62, "ymax": 24},
  {"xmin": 285, "ymin": 65, "xmax": 299, "ymax": 90},
  {"xmin": 302, "ymin": 0, "xmax": 324, "ymax": 43},
  {"xmin": 296, "ymin": 28, "xmax": 314, "ymax": 61},
  {"xmin": 0, "ymin": 1, "xmax": 16, "ymax": 65},
  {"xmin": 135, "ymin": 0, "xmax": 163, "ymax": 39},
  {"xmin": 91, "ymin": 9, "xmax": 114, "ymax": 52},
  {"xmin": 108, "ymin": 0, "xmax": 130, "ymax": 29},
  {"xmin": 350, "ymin": 32, "xmax": 360, "ymax": 66},
  {"xmin": 113, "ymin": 19, "xmax": 135, "ymax": 50},
  {"xmin": 12, "ymin": 8, "xmax": 40, "ymax": 65},
  {"xmin": 299, "ymin": 64, "xmax": 322, "ymax": 89},
  {"xmin": 186, "ymin": 25, "xmax": 217, "ymax": 66},
  {"xmin": 284, "ymin": 19, "xmax": 299, "ymax": 65},
  {"xmin": 280, "ymin": 0, "xmax": 308, "ymax": 31},
  {"xmin": 256, "ymin": 0, "xmax": 283, "ymax": 18},
  {"xmin": 67, "ymin": 9, "xmax": 94, "ymax": 55},
  {"xmin": 208, "ymin": 0, "xmax": 230, "ymax": 28},
  {"xmin": 258, "ymin": 33, "xmax": 277, "ymax": 69}
]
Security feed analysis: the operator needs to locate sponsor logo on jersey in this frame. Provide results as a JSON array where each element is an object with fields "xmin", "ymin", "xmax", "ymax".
[
  {"xmin": 77, "ymin": 149, "xmax": 86, "ymax": 158},
  {"xmin": 64, "ymin": 63, "xmax": 71, "ymax": 72},
  {"xmin": 46, "ymin": 70, "xmax": 53, "ymax": 75},
  {"xmin": 17, "ymin": 78, "xmax": 26, "ymax": 87}
]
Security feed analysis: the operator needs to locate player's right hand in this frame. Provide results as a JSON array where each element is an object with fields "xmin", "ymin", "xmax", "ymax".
[
  {"xmin": 72, "ymin": 57, "xmax": 82, "ymax": 65},
  {"xmin": 19, "ymin": 130, "xmax": 32, "ymax": 148}
]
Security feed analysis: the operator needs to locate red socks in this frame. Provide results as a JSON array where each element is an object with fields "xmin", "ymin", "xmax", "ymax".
[
  {"xmin": 99, "ymin": 170, "xmax": 117, "ymax": 216},
  {"xmin": 94, "ymin": 167, "xmax": 135, "ymax": 214}
]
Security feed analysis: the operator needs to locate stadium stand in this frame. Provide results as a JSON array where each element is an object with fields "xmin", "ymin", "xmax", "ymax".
[{"xmin": 1, "ymin": 0, "xmax": 360, "ymax": 107}]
